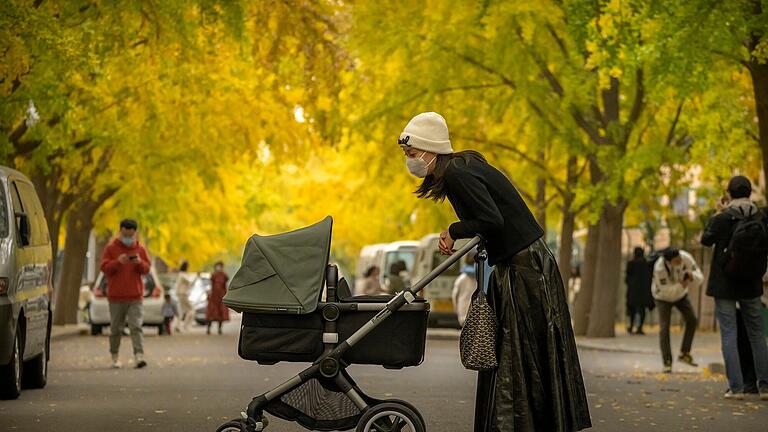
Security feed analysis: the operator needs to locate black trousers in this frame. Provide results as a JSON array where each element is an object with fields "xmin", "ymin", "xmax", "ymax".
[
  {"xmin": 655, "ymin": 296, "xmax": 698, "ymax": 365},
  {"xmin": 626, "ymin": 305, "xmax": 647, "ymax": 332}
]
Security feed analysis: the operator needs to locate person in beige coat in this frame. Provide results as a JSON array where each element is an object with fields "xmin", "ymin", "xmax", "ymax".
[{"xmin": 652, "ymin": 248, "xmax": 703, "ymax": 372}]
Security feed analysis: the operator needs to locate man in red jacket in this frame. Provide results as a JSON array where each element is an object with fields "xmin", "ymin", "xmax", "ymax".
[{"xmin": 101, "ymin": 219, "xmax": 151, "ymax": 369}]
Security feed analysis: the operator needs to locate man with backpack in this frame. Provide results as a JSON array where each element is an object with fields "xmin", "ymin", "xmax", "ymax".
[
  {"xmin": 651, "ymin": 248, "xmax": 703, "ymax": 373},
  {"xmin": 701, "ymin": 175, "xmax": 768, "ymax": 400}
]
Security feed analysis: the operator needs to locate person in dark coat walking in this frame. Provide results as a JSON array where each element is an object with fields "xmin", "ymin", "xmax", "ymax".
[
  {"xmin": 701, "ymin": 175, "xmax": 768, "ymax": 400},
  {"xmin": 206, "ymin": 262, "xmax": 230, "ymax": 335},
  {"xmin": 625, "ymin": 247, "xmax": 654, "ymax": 335},
  {"xmin": 399, "ymin": 112, "xmax": 591, "ymax": 431}
]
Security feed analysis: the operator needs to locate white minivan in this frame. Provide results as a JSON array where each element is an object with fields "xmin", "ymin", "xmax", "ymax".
[
  {"xmin": 412, "ymin": 234, "xmax": 471, "ymax": 328},
  {"xmin": 0, "ymin": 167, "xmax": 53, "ymax": 399}
]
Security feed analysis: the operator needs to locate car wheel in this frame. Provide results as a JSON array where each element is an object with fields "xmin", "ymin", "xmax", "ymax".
[
  {"xmin": 22, "ymin": 329, "xmax": 48, "ymax": 389},
  {"xmin": 90, "ymin": 324, "xmax": 102, "ymax": 336},
  {"xmin": 0, "ymin": 325, "xmax": 23, "ymax": 399}
]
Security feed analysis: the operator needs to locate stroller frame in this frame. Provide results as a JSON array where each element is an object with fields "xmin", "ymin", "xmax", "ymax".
[{"xmin": 227, "ymin": 236, "xmax": 484, "ymax": 432}]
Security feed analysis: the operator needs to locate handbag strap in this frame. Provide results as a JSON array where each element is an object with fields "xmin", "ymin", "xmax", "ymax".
[{"xmin": 474, "ymin": 240, "xmax": 488, "ymax": 301}]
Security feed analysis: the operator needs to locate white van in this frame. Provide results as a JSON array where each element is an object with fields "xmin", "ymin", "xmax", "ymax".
[
  {"xmin": 354, "ymin": 241, "xmax": 419, "ymax": 294},
  {"xmin": 412, "ymin": 234, "xmax": 470, "ymax": 328}
]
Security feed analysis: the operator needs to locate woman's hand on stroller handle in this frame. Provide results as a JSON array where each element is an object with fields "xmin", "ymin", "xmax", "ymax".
[{"xmin": 439, "ymin": 229, "xmax": 456, "ymax": 255}]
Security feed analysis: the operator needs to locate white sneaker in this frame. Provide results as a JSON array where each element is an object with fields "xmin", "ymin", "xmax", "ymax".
[
  {"xmin": 724, "ymin": 390, "xmax": 744, "ymax": 400},
  {"xmin": 111, "ymin": 354, "xmax": 121, "ymax": 369},
  {"xmin": 760, "ymin": 389, "xmax": 768, "ymax": 401}
]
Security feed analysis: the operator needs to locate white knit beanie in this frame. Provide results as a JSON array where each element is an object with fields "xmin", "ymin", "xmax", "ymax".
[{"xmin": 398, "ymin": 112, "xmax": 454, "ymax": 155}]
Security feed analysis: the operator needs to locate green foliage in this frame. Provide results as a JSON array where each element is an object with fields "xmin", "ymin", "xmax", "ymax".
[{"xmin": 0, "ymin": 0, "xmax": 764, "ymax": 272}]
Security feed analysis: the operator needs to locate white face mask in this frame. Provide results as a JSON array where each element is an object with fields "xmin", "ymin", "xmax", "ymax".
[{"xmin": 406, "ymin": 152, "xmax": 436, "ymax": 178}]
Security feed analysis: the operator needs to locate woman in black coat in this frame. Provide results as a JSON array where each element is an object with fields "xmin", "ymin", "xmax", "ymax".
[
  {"xmin": 399, "ymin": 112, "xmax": 591, "ymax": 431},
  {"xmin": 625, "ymin": 247, "xmax": 654, "ymax": 334}
]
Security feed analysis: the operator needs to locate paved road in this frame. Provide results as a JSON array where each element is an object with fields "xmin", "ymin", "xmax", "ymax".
[{"xmin": 1, "ymin": 322, "xmax": 766, "ymax": 431}]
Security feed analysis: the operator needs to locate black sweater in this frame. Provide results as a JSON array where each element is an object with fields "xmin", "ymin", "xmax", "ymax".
[{"xmin": 445, "ymin": 157, "xmax": 544, "ymax": 266}]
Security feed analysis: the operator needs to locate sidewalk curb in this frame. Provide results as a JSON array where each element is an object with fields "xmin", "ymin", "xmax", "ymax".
[
  {"xmin": 51, "ymin": 325, "xmax": 88, "ymax": 341},
  {"xmin": 575, "ymin": 339, "xmax": 656, "ymax": 355}
]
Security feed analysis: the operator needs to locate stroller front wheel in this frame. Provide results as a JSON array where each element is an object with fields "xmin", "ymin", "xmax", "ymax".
[
  {"xmin": 216, "ymin": 419, "xmax": 249, "ymax": 432},
  {"xmin": 356, "ymin": 402, "xmax": 425, "ymax": 432},
  {"xmin": 216, "ymin": 416, "xmax": 267, "ymax": 432}
]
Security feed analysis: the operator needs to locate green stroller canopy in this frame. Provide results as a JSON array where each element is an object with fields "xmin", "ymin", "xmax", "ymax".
[{"xmin": 223, "ymin": 216, "xmax": 332, "ymax": 314}]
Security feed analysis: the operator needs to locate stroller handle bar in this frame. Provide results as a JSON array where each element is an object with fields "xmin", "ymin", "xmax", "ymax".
[
  {"xmin": 339, "ymin": 235, "xmax": 483, "ymax": 349},
  {"xmin": 410, "ymin": 235, "xmax": 483, "ymax": 296}
]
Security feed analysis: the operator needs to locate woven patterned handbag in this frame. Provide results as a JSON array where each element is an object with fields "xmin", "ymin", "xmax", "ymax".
[{"xmin": 459, "ymin": 287, "xmax": 498, "ymax": 371}]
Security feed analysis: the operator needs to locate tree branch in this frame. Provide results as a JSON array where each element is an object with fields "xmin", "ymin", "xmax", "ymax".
[
  {"xmin": 439, "ymin": 44, "xmax": 517, "ymax": 90},
  {"xmin": 13, "ymin": 139, "xmax": 43, "ymax": 157},
  {"xmin": 513, "ymin": 26, "xmax": 564, "ymax": 97},
  {"xmin": 455, "ymin": 134, "xmax": 568, "ymax": 197},
  {"xmin": 628, "ymin": 69, "xmax": 645, "ymax": 124},
  {"xmin": 665, "ymin": 102, "xmax": 685, "ymax": 146},
  {"xmin": 518, "ymin": 188, "xmax": 535, "ymax": 203},
  {"xmin": 508, "ymin": 25, "xmax": 604, "ymax": 145},
  {"xmin": 546, "ymin": 23, "xmax": 569, "ymax": 58}
]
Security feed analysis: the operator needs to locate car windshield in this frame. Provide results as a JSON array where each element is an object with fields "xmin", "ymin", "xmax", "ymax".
[
  {"xmin": 97, "ymin": 274, "xmax": 157, "ymax": 298},
  {"xmin": 384, "ymin": 249, "xmax": 416, "ymax": 276}
]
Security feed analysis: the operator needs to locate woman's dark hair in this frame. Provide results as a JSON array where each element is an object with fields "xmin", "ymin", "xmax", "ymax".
[
  {"xmin": 364, "ymin": 266, "xmax": 379, "ymax": 278},
  {"xmin": 415, "ymin": 150, "xmax": 486, "ymax": 201}
]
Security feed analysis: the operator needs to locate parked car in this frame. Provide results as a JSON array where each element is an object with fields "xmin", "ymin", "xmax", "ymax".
[
  {"xmin": 86, "ymin": 269, "xmax": 168, "ymax": 336},
  {"xmin": 0, "ymin": 167, "xmax": 53, "ymax": 399}
]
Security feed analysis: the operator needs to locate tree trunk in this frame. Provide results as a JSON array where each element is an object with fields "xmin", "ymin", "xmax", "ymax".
[
  {"xmin": 750, "ymin": 57, "xmax": 768, "ymax": 203},
  {"xmin": 558, "ymin": 207, "xmax": 576, "ymax": 294},
  {"xmin": 558, "ymin": 155, "xmax": 579, "ymax": 291},
  {"xmin": 53, "ymin": 202, "xmax": 96, "ymax": 325},
  {"xmin": 586, "ymin": 203, "xmax": 626, "ymax": 337},
  {"xmin": 535, "ymin": 173, "xmax": 547, "ymax": 233},
  {"xmin": 573, "ymin": 223, "xmax": 599, "ymax": 335}
]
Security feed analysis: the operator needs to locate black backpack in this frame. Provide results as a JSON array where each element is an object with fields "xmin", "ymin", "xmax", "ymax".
[{"xmin": 723, "ymin": 210, "xmax": 768, "ymax": 280}]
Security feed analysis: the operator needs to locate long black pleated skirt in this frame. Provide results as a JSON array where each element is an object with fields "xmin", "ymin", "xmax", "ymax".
[{"xmin": 474, "ymin": 238, "xmax": 592, "ymax": 431}]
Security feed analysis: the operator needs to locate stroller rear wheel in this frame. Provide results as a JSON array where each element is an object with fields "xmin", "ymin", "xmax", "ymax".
[
  {"xmin": 383, "ymin": 399, "xmax": 425, "ymax": 430},
  {"xmin": 356, "ymin": 402, "xmax": 425, "ymax": 432}
]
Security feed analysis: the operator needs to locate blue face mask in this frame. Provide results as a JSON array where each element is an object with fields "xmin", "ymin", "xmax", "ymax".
[
  {"xmin": 461, "ymin": 264, "xmax": 476, "ymax": 275},
  {"xmin": 120, "ymin": 236, "xmax": 135, "ymax": 247}
]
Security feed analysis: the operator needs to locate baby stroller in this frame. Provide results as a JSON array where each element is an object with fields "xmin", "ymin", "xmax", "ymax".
[{"xmin": 218, "ymin": 217, "xmax": 485, "ymax": 432}]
